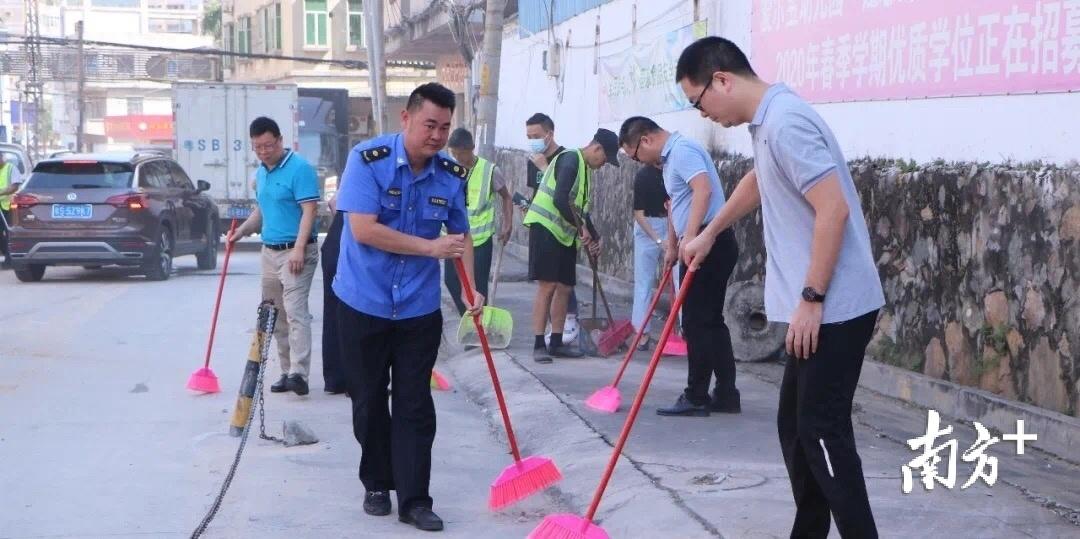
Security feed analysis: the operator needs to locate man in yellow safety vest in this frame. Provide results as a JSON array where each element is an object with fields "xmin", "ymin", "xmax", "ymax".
[
  {"xmin": 522, "ymin": 128, "xmax": 620, "ymax": 363},
  {"xmin": 442, "ymin": 128, "xmax": 513, "ymax": 315},
  {"xmin": 0, "ymin": 154, "xmax": 21, "ymax": 270}
]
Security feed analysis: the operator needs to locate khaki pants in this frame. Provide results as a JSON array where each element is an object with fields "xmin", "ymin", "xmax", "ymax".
[{"xmin": 261, "ymin": 243, "xmax": 318, "ymax": 379}]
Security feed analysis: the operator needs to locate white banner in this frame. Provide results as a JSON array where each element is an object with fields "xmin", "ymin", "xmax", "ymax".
[{"xmin": 598, "ymin": 21, "xmax": 708, "ymax": 123}]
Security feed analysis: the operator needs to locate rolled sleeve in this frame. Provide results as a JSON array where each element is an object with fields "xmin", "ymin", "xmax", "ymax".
[
  {"xmin": 336, "ymin": 148, "xmax": 380, "ymax": 215},
  {"xmin": 293, "ymin": 162, "xmax": 321, "ymax": 203},
  {"xmin": 445, "ymin": 177, "xmax": 470, "ymax": 234},
  {"xmin": 774, "ymin": 117, "xmax": 837, "ymax": 195}
]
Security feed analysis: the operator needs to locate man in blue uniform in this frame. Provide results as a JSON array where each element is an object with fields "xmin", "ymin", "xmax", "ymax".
[{"xmin": 333, "ymin": 83, "xmax": 483, "ymax": 532}]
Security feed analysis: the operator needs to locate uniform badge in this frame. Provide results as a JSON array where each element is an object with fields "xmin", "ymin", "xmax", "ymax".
[
  {"xmin": 362, "ymin": 145, "xmax": 392, "ymax": 163},
  {"xmin": 387, "ymin": 187, "xmax": 402, "ymax": 196},
  {"xmin": 428, "ymin": 196, "xmax": 448, "ymax": 206},
  {"xmin": 438, "ymin": 158, "xmax": 469, "ymax": 180}
]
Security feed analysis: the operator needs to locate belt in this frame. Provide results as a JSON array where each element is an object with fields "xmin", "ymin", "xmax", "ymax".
[{"xmin": 264, "ymin": 238, "xmax": 317, "ymax": 251}]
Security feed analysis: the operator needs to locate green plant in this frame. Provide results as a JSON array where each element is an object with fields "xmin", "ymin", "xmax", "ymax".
[{"xmin": 975, "ymin": 324, "xmax": 1009, "ymax": 377}]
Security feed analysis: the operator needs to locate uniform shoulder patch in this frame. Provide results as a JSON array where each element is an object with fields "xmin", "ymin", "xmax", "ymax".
[
  {"xmin": 438, "ymin": 157, "xmax": 468, "ymax": 180},
  {"xmin": 361, "ymin": 146, "xmax": 392, "ymax": 163}
]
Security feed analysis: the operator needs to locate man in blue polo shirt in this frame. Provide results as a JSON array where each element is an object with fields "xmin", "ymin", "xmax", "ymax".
[
  {"xmin": 333, "ymin": 83, "xmax": 483, "ymax": 533},
  {"xmin": 618, "ymin": 116, "xmax": 741, "ymax": 417},
  {"xmin": 228, "ymin": 116, "xmax": 320, "ymax": 396}
]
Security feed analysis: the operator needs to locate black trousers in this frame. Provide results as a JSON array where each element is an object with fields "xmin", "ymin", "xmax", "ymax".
[
  {"xmin": 679, "ymin": 228, "xmax": 739, "ymax": 405},
  {"xmin": 320, "ymin": 212, "xmax": 345, "ymax": 391},
  {"xmin": 443, "ymin": 237, "xmax": 493, "ymax": 315},
  {"xmin": 338, "ymin": 303, "xmax": 442, "ymax": 515},
  {"xmin": 1, "ymin": 209, "xmax": 11, "ymax": 262},
  {"xmin": 778, "ymin": 309, "xmax": 879, "ymax": 539}
]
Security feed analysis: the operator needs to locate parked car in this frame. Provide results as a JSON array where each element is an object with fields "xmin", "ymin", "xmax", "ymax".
[{"xmin": 6, "ymin": 151, "xmax": 220, "ymax": 282}]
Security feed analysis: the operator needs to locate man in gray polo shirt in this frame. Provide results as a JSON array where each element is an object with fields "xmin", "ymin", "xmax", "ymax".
[
  {"xmin": 618, "ymin": 116, "xmax": 741, "ymax": 416},
  {"xmin": 676, "ymin": 37, "xmax": 885, "ymax": 538}
]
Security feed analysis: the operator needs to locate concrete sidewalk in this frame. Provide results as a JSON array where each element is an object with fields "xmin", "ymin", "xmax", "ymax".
[
  {"xmin": 441, "ymin": 250, "xmax": 1080, "ymax": 538},
  {"xmin": 0, "ymin": 251, "xmax": 548, "ymax": 539}
]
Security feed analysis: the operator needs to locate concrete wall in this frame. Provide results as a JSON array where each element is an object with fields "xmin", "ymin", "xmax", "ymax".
[{"xmin": 497, "ymin": 0, "xmax": 1080, "ymax": 165}]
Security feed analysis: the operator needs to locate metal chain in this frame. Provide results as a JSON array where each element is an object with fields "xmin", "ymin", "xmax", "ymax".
[{"xmin": 190, "ymin": 304, "xmax": 277, "ymax": 539}]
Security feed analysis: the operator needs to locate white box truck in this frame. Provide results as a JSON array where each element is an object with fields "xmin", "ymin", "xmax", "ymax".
[{"xmin": 173, "ymin": 82, "xmax": 299, "ymax": 232}]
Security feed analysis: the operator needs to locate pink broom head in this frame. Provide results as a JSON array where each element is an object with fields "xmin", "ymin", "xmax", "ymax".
[
  {"xmin": 661, "ymin": 333, "xmax": 688, "ymax": 357},
  {"xmin": 584, "ymin": 386, "xmax": 620, "ymax": 414},
  {"xmin": 430, "ymin": 369, "xmax": 451, "ymax": 391},
  {"xmin": 527, "ymin": 514, "xmax": 610, "ymax": 539},
  {"xmin": 187, "ymin": 367, "xmax": 221, "ymax": 394},
  {"xmin": 489, "ymin": 455, "xmax": 563, "ymax": 510}
]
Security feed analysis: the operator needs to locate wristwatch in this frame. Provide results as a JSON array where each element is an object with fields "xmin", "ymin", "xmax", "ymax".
[{"xmin": 802, "ymin": 286, "xmax": 826, "ymax": 303}]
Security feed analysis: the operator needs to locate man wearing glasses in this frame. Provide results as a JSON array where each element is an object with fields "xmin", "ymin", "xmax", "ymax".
[
  {"xmin": 618, "ymin": 116, "xmax": 741, "ymax": 417},
  {"xmin": 228, "ymin": 116, "xmax": 321, "ymax": 396}
]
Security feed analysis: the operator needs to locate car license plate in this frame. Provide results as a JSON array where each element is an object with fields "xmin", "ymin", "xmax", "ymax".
[
  {"xmin": 51, "ymin": 204, "xmax": 93, "ymax": 219},
  {"xmin": 227, "ymin": 205, "xmax": 252, "ymax": 219}
]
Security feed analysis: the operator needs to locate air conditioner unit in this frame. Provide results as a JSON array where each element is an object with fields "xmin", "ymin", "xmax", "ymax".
[{"xmin": 545, "ymin": 41, "xmax": 561, "ymax": 78}]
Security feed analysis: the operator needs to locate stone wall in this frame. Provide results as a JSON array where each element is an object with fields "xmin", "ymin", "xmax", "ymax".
[{"xmin": 494, "ymin": 148, "xmax": 1080, "ymax": 417}]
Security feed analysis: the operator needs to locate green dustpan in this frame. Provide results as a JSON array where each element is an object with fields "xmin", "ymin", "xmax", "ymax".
[{"xmin": 457, "ymin": 242, "xmax": 514, "ymax": 349}]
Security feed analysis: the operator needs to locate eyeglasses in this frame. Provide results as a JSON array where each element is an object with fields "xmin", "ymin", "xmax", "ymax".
[
  {"xmin": 691, "ymin": 78, "xmax": 714, "ymax": 111},
  {"xmin": 253, "ymin": 140, "xmax": 280, "ymax": 152},
  {"xmin": 632, "ymin": 138, "xmax": 643, "ymax": 162}
]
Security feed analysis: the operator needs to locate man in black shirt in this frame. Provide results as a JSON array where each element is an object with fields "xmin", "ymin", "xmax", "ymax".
[
  {"xmin": 525, "ymin": 113, "xmax": 580, "ymax": 346},
  {"xmin": 631, "ymin": 165, "xmax": 670, "ymax": 350}
]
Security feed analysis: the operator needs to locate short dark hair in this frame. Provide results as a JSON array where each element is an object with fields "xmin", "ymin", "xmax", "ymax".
[
  {"xmin": 526, "ymin": 113, "xmax": 555, "ymax": 132},
  {"xmin": 676, "ymin": 36, "xmax": 757, "ymax": 86},
  {"xmin": 447, "ymin": 127, "xmax": 474, "ymax": 149},
  {"xmin": 406, "ymin": 82, "xmax": 456, "ymax": 113},
  {"xmin": 618, "ymin": 116, "xmax": 662, "ymax": 147},
  {"xmin": 249, "ymin": 116, "xmax": 281, "ymax": 139}
]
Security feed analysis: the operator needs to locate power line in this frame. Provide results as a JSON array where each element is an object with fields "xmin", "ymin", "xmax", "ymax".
[{"xmin": 1, "ymin": 34, "xmax": 435, "ymax": 70}]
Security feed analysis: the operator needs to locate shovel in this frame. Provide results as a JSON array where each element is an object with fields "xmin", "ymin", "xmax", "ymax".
[
  {"xmin": 587, "ymin": 253, "xmax": 635, "ymax": 357},
  {"xmin": 456, "ymin": 242, "xmax": 514, "ymax": 349},
  {"xmin": 578, "ymin": 268, "xmax": 609, "ymax": 357}
]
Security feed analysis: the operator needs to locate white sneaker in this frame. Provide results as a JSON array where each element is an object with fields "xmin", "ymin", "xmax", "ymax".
[
  {"xmin": 543, "ymin": 315, "xmax": 579, "ymax": 346},
  {"xmin": 564, "ymin": 314, "xmax": 579, "ymax": 345}
]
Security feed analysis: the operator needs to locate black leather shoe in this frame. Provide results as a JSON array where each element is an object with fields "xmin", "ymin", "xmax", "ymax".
[
  {"xmin": 287, "ymin": 374, "xmax": 309, "ymax": 396},
  {"xmin": 532, "ymin": 347, "xmax": 553, "ymax": 364},
  {"xmin": 324, "ymin": 385, "xmax": 346, "ymax": 395},
  {"xmin": 399, "ymin": 506, "xmax": 444, "ymax": 531},
  {"xmin": 657, "ymin": 394, "xmax": 710, "ymax": 417},
  {"xmin": 269, "ymin": 374, "xmax": 289, "ymax": 393},
  {"xmin": 709, "ymin": 388, "xmax": 741, "ymax": 413},
  {"xmin": 363, "ymin": 490, "xmax": 391, "ymax": 516},
  {"xmin": 548, "ymin": 344, "xmax": 584, "ymax": 358}
]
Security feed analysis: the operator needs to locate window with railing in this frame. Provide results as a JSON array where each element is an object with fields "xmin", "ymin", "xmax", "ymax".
[
  {"xmin": 237, "ymin": 16, "xmax": 251, "ymax": 55},
  {"xmin": 347, "ymin": 0, "xmax": 364, "ymax": 49},
  {"xmin": 149, "ymin": 17, "xmax": 197, "ymax": 34},
  {"xmin": 90, "ymin": 0, "xmax": 140, "ymax": 7},
  {"xmin": 304, "ymin": 0, "xmax": 329, "ymax": 48}
]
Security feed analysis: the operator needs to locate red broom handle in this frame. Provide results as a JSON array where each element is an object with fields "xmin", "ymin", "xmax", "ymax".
[
  {"xmin": 584, "ymin": 269, "xmax": 697, "ymax": 523},
  {"xmin": 453, "ymin": 258, "xmax": 523, "ymax": 463},
  {"xmin": 202, "ymin": 219, "xmax": 237, "ymax": 369},
  {"xmin": 609, "ymin": 265, "xmax": 672, "ymax": 387}
]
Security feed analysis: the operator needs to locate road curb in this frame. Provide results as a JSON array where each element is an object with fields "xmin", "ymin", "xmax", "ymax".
[
  {"xmin": 439, "ymin": 316, "xmax": 717, "ymax": 538},
  {"xmin": 858, "ymin": 360, "xmax": 1080, "ymax": 464}
]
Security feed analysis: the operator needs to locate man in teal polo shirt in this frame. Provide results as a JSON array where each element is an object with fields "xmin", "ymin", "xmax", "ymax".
[{"xmin": 228, "ymin": 116, "xmax": 321, "ymax": 396}]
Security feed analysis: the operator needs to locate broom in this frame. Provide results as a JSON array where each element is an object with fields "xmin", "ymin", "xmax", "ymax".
[
  {"xmin": 661, "ymin": 271, "xmax": 689, "ymax": 357},
  {"xmin": 430, "ymin": 369, "xmax": 451, "ymax": 391},
  {"xmin": 453, "ymin": 258, "xmax": 562, "ymax": 510},
  {"xmin": 529, "ymin": 270, "xmax": 697, "ymax": 539},
  {"xmin": 584, "ymin": 265, "xmax": 672, "ymax": 414},
  {"xmin": 187, "ymin": 219, "xmax": 238, "ymax": 394},
  {"xmin": 586, "ymin": 253, "xmax": 634, "ymax": 356}
]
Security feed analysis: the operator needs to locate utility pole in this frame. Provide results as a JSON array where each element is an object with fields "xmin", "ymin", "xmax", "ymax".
[
  {"xmin": 363, "ymin": 0, "xmax": 387, "ymax": 135},
  {"xmin": 76, "ymin": 20, "xmax": 87, "ymax": 153},
  {"xmin": 24, "ymin": 0, "xmax": 44, "ymax": 159},
  {"xmin": 474, "ymin": 0, "xmax": 505, "ymax": 159}
]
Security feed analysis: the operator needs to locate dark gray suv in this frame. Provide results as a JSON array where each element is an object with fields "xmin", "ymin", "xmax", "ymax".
[{"xmin": 7, "ymin": 152, "xmax": 220, "ymax": 282}]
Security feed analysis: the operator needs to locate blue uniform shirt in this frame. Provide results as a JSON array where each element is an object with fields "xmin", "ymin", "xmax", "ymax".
[
  {"xmin": 333, "ymin": 133, "xmax": 469, "ymax": 320},
  {"xmin": 255, "ymin": 149, "xmax": 321, "ymax": 244},
  {"xmin": 660, "ymin": 131, "xmax": 726, "ymax": 238}
]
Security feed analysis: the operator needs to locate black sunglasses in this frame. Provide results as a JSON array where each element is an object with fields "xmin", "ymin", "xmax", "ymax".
[
  {"xmin": 691, "ymin": 78, "xmax": 714, "ymax": 111},
  {"xmin": 632, "ymin": 138, "xmax": 643, "ymax": 162}
]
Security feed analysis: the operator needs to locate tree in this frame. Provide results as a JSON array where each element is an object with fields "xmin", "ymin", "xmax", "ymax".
[{"xmin": 202, "ymin": 0, "xmax": 222, "ymax": 39}]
